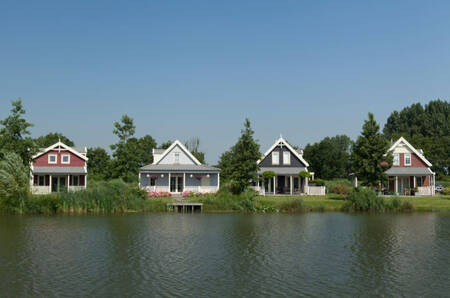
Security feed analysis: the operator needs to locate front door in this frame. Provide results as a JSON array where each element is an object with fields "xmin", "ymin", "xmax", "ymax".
[
  {"xmin": 177, "ymin": 176, "xmax": 183, "ymax": 192},
  {"xmin": 52, "ymin": 177, "xmax": 58, "ymax": 192},
  {"xmin": 277, "ymin": 176, "xmax": 285, "ymax": 194},
  {"xmin": 170, "ymin": 176, "xmax": 183, "ymax": 193},
  {"xmin": 59, "ymin": 177, "xmax": 66, "ymax": 192}
]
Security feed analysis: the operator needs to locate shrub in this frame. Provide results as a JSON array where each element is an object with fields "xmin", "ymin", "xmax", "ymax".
[
  {"xmin": 262, "ymin": 171, "xmax": 276, "ymax": 179},
  {"xmin": 148, "ymin": 191, "xmax": 172, "ymax": 198},
  {"xmin": 0, "ymin": 152, "xmax": 29, "ymax": 212},
  {"xmin": 278, "ymin": 198, "xmax": 304, "ymax": 212},
  {"xmin": 342, "ymin": 187, "xmax": 385, "ymax": 212},
  {"xmin": 442, "ymin": 187, "xmax": 450, "ymax": 196},
  {"xmin": 309, "ymin": 179, "xmax": 325, "ymax": 186},
  {"xmin": 332, "ymin": 185, "xmax": 352, "ymax": 195},
  {"xmin": 298, "ymin": 171, "xmax": 311, "ymax": 179}
]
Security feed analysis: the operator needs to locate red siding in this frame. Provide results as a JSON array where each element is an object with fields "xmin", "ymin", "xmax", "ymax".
[
  {"xmin": 393, "ymin": 153, "xmax": 427, "ymax": 168},
  {"xmin": 32, "ymin": 150, "xmax": 85, "ymax": 167}
]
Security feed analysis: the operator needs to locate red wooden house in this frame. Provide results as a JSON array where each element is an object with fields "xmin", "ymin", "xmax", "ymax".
[
  {"xmin": 385, "ymin": 137, "xmax": 435, "ymax": 196},
  {"xmin": 30, "ymin": 141, "xmax": 88, "ymax": 194}
]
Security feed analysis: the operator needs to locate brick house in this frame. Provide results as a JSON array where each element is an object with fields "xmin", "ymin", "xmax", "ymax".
[{"xmin": 385, "ymin": 137, "xmax": 435, "ymax": 196}]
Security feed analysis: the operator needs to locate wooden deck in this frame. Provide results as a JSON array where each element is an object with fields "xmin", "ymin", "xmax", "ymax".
[{"xmin": 167, "ymin": 202, "xmax": 203, "ymax": 213}]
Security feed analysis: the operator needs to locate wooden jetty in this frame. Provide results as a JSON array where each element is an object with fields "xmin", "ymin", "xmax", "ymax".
[{"xmin": 167, "ymin": 202, "xmax": 203, "ymax": 213}]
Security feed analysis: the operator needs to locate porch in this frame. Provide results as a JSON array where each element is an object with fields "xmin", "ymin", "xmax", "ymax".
[
  {"xmin": 31, "ymin": 174, "xmax": 87, "ymax": 194},
  {"xmin": 385, "ymin": 167, "xmax": 435, "ymax": 196},
  {"xmin": 139, "ymin": 172, "xmax": 220, "ymax": 194}
]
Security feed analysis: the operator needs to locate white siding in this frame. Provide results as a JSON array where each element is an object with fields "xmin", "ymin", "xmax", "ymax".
[{"xmin": 157, "ymin": 145, "xmax": 196, "ymax": 165}]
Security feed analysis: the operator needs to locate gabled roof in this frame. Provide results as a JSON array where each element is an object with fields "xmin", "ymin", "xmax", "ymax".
[
  {"xmin": 153, "ymin": 140, "xmax": 202, "ymax": 165},
  {"xmin": 32, "ymin": 141, "xmax": 88, "ymax": 161},
  {"xmin": 388, "ymin": 137, "xmax": 432, "ymax": 167},
  {"xmin": 258, "ymin": 137, "xmax": 309, "ymax": 167}
]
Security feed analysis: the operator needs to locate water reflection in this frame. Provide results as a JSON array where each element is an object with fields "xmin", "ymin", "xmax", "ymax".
[{"xmin": 0, "ymin": 213, "xmax": 449, "ymax": 297}]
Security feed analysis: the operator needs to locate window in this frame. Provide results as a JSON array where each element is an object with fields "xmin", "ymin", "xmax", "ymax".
[
  {"xmin": 61, "ymin": 154, "xmax": 70, "ymax": 164},
  {"xmin": 48, "ymin": 154, "xmax": 57, "ymax": 164},
  {"xmin": 393, "ymin": 154, "xmax": 399, "ymax": 166},
  {"xmin": 174, "ymin": 153, "xmax": 180, "ymax": 163},
  {"xmin": 283, "ymin": 151, "xmax": 291, "ymax": 165},
  {"xmin": 150, "ymin": 177, "xmax": 156, "ymax": 186},
  {"xmin": 272, "ymin": 152, "xmax": 279, "ymax": 165},
  {"xmin": 417, "ymin": 177, "xmax": 422, "ymax": 187},
  {"xmin": 34, "ymin": 175, "xmax": 46, "ymax": 186},
  {"xmin": 404, "ymin": 154, "xmax": 411, "ymax": 166},
  {"xmin": 39, "ymin": 176, "xmax": 45, "ymax": 186},
  {"xmin": 73, "ymin": 176, "xmax": 79, "ymax": 186}
]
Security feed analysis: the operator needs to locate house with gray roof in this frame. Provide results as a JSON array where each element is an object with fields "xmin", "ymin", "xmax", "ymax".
[
  {"xmin": 385, "ymin": 137, "xmax": 435, "ymax": 196},
  {"xmin": 253, "ymin": 137, "xmax": 321, "ymax": 195},
  {"xmin": 139, "ymin": 140, "xmax": 220, "ymax": 194},
  {"xmin": 30, "ymin": 141, "xmax": 88, "ymax": 194}
]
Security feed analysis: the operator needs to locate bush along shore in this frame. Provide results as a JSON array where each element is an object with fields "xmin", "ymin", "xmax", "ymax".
[{"xmin": 1, "ymin": 181, "xmax": 450, "ymax": 215}]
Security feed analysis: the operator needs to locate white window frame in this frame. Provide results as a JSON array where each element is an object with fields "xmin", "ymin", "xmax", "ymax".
[
  {"xmin": 48, "ymin": 154, "xmax": 57, "ymax": 164},
  {"xmin": 61, "ymin": 154, "xmax": 70, "ymax": 164},
  {"xmin": 404, "ymin": 153, "xmax": 411, "ymax": 166},
  {"xmin": 272, "ymin": 151, "xmax": 279, "ymax": 165},
  {"xmin": 393, "ymin": 154, "xmax": 399, "ymax": 166},
  {"xmin": 283, "ymin": 151, "xmax": 291, "ymax": 165},
  {"xmin": 174, "ymin": 153, "xmax": 180, "ymax": 163}
]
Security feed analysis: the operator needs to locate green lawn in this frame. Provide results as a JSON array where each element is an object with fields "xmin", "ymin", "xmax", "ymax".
[{"xmin": 259, "ymin": 194, "xmax": 450, "ymax": 212}]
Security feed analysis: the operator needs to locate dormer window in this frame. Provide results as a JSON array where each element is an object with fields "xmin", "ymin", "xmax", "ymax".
[
  {"xmin": 393, "ymin": 154, "xmax": 399, "ymax": 166},
  {"xmin": 283, "ymin": 151, "xmax": 291, "ymax": 165},
  {"xmin": 48, "ymin": 154, "xmax": 57, "ymax": 164},
  {"xmin": 61, "ymin": 154, "xmax": 70, "ymax": 164},
  {"xmin": 404, "ymin": 154, "xmax": 411, "ymax": 166},
  {"xmin": 174, "ymin": 153, "xmax": 180, "ymax": 164},
  {"xmin": 272, "ymin": 151, "xmax": 279, "ymax": 165}
]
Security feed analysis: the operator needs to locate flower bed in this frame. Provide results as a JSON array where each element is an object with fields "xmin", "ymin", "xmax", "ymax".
[{"xmin": 147, "ymin": 191, "xmax": 172, "ymax": 197}]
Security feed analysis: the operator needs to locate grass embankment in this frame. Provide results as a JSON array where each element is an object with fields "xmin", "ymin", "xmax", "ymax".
[{"xmin": 1, "ymin": 180, "xmax": 174, "ymax": 215}]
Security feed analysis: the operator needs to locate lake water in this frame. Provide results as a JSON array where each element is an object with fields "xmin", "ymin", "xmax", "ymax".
[{"xmin": 1, "ymin": 213, "xmax": 449, "ymax": 297}]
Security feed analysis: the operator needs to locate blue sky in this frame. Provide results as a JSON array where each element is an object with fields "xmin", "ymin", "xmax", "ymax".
[{"xmin": 1, "ymin": 1, "xmax": 449, "ymax": 164}]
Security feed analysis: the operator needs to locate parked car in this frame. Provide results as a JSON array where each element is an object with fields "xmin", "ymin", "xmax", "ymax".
[{"xmin": 435, "ymin": 184, "xmax": 444, "ymax": 192}]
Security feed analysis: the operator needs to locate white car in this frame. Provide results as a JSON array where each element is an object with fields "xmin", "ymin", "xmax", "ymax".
[{"xmin": 435, "ymin": 185, "xmax": 444, "ymax": 192}]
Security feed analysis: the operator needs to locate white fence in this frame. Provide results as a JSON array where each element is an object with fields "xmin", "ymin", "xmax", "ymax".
[
  {"xmin": 143, "ymin": 186, "xmax": 218, "ymax": 193},
  {"xmin": 416, "ymin": 186, "xmax": 433, "ymax": 196},
  {"xmin": 307, "ymin": 186, "xmax": 326, "ymax": 196}
]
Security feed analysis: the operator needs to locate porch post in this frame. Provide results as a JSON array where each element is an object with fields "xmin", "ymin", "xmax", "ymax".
[
  {"xmin": 49, "ymin": 175, "xmax": 52, "ymax": 193},
  {"xmin": 67, "ymin": 175, "xmax": 70, "ymax": 192},
  {"xmin": 432, "ymin": 173, "xmax": 435, "ymax": 196},
  {"xmin": 218, "ymin": 173, "xmax": 220, "ymax": 190},
  {"xmin": 273, "ymin": 176, "xmax": 276, "ymax": 194},
  {"xmin": 305, "ymin": 177, "xmax": 309, "ymax": 195},
  {"xmin": 413, "ymin": 176, "xmax": 416, "ymax": 188},
  {"xmin": 168, "ymin": 172, "xmax": 171, "ymax": 193},
  {"xmin": 183, "ymin": 172, "xmax": 186, "ymax": 192},
  {"xmin": 290, "ymin": 175, "xmax": 293, "ymax": 195},
  {"xmin": 395, "ymin": 176, "xmax": 398, "ymax": 195},
  {"xmin": 138, "ymin": 172, "xmax": 141, "ymax": 188}
]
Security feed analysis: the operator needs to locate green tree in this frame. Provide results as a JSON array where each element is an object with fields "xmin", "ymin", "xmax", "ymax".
[
  {"xmin": 218, "ymin": 118, "xmax": 260, "ymax": 194},
  {"xmin": 351, "ymin": 113, "xmax": 391, "ymax": 187},
  {"xmin": 87, "ymin": 147, "xmax": 111, "ymax": 181},
  {"xmin": 383, "ymin": 99, "xmax": 449, "ymax": 177},
  {"xmin": 35, "ymin": 132, "xmax": 74, "ymax": 148},
  {"xmin": 159, "ymin": 140, "xmax": 172, "ymax": 149},
  {"xmin": 185, "ymin": 137, "xmax": 206, "ymax": 164},
  {"xmin": 304, "ymin": 135, "xmax": 353, "ymax": 179},
  {"xmin": 138, "ymin": 135, "xmax": 157, "ymax": 166},
  {"xmin": 112, "ymin": 114, "xmax": 135, "ymax": 143},
  {"xmin": 0, "ymin": 99, "xmax": 35, "ymax": 165},
  {"xmin": 0, "ymin": 152, "xmax": 29, "ymax": 212}
]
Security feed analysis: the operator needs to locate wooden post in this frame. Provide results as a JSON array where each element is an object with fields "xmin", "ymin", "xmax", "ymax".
[
  {"xmin": 395, "ymin": 176, "xmax": 398, "ymax": 195},
  {"xmin": 183, "ymin": 172, "xmax": 186, "ymax": 193},
  {"xmin": 290, "ymin": 176, "xmax": 293, "ymax": 195},
  {"xmin": 273, "ymin": 176, "xmax": 276, "ymax": 195},
  {"xmin": 168, "ymin": 172, "xmax": 171, "ymax": 193}
]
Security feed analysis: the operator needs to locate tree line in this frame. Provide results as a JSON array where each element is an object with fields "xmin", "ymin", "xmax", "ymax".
[
  {"xmin": 0, "ymin": 98, "xmax": 448, "ymax": 194},
  {"xmin": 0, "ymin": 99, "xmax": 206, "ymax": 183}
]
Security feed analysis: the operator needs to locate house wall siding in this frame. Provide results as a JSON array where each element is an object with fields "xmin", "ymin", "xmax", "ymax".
[
  {"xmin": 392, "ymin": 153, "xmax": 427, "ymax": 167},
  {"xmin": 157, "ymin": 145, "xmax": 196, "ymax": 165},
  {"xmin": 33, "ymin": 150, "xmax": 85, "ymax": 167},
  {"xmin": 259, "ymin": 146, "xmax": 306, "ymax": 168}
]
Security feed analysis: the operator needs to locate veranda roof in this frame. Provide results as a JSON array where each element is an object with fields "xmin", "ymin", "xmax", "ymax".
[
  {"xmin": 140, "ymin": 164, "xmax": 220, "ymax": 173},
  {"xmin": 32, "ymin": 166, "xmax": 87, "ymax": 174},
  {"xmin": 385, "ymin": 167, "xmax": 433, "ymax": 176},
  {"xmin": 258, "ymin": 167, "xmax": 307, "ymax": 175}
]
